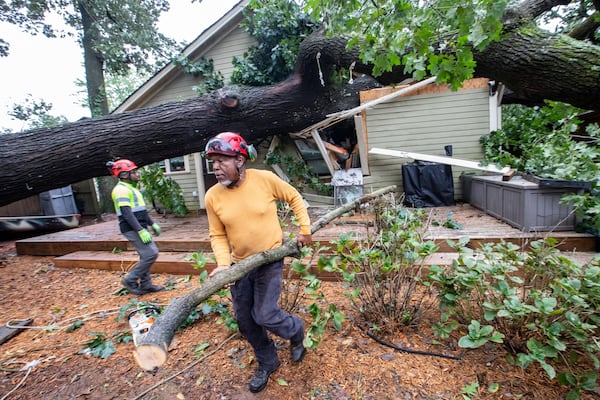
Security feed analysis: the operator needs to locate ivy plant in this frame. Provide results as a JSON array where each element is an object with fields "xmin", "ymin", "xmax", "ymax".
[
  {"xmin": 172, "ymin": 55, "xmax": 225, "ymax": 95},
  {"xmin": 139, "ymin": 163, "xmax": 188, "ymax": 216}
]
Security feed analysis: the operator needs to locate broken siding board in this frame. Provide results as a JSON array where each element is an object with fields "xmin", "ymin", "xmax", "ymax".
[
  {"xmin": 369, "ymin": 148, "xmax": 509, "ymax": 174},
  {"xmin": 353, "ymin": 115, "xmax": 370, "ymax": 175},
  {"xmin": 311, "ymin": 130, "xmax": 337, "ymax": 175},
  {"xmin": 360, "ymin": 78, "xmax": 489, "ymax": 102}
]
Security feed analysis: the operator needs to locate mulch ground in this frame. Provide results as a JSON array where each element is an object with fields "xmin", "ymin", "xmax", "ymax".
[
  {"xmin": 0, "ymin": 245, "xmax": 591, "ymax": 400},
  {"xmin": 0, "ymin": 205, "xmax": 597, "ymax": 399}
]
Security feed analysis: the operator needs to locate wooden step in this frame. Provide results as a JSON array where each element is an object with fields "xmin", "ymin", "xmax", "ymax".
[
  {"xmin": 54, "ymin": 251, "xmax": 202, "ymax": 275},
  {"xmin": 431, "ymin": 235, "xmax": 596, "ymax": 252},
  {"xmin": 53, "ymin": 250, "xmax": 598, "ymax": 281},
  {"xmin": 20, "ymin": 232, "xmax": 597, "ymax": 257},
  {"xmin": 16, "ymin": 207, "xmax": 597, "ymax": 256},
  {"xmin": 53, "ymin": 250, "xmax": 344, "ymax": 280}
]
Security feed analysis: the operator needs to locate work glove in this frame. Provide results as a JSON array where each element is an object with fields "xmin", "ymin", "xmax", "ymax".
[
  {"xmin": 151, "ymin": 223, "xmax": 161, "ymax": 236},
  {"xmin": 138, "ymin": 229, "xmax": 153, "ymax": 244}
]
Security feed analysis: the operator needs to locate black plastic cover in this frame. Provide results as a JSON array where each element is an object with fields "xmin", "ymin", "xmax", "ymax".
[{"xmin": 402, "ymin": 161, "xmax": 455, "ymax": 207}]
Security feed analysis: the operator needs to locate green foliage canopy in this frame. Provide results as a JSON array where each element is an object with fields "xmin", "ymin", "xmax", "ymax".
[
  {"xmin": 231, "ymin": 0, "xmax": 318, "ymax": 85},
  {"xmin": 305, "ymin": 0, "xmax": 509, "ymax": 89},
  {"xmin": 0, "ymin": 0, "xmax": 177, "ymax": 75}
]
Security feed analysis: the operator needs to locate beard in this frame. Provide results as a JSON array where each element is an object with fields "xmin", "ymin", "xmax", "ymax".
[{"xmin": 217, "ymin": 168, "xmax": 242, "ymax": 188}]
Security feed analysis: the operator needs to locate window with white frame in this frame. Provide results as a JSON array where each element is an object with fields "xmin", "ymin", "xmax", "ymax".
[
  {"xmin": 205, "ymin": 158, "xmax": 215, "ymax": 174},
  {"xmin": 161, "ymin": 156, "xmax": 190, "ymax": 174}
]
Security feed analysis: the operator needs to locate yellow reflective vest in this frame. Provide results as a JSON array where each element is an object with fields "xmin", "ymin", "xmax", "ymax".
[{"xmin": 111, "ymin": 181, "xmax": 152, "ymax": 233}]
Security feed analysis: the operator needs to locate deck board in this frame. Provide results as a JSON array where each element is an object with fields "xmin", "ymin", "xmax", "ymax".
[{"xmin": 15, "ymin": 204, "xmax": 597, "ymax": 276}]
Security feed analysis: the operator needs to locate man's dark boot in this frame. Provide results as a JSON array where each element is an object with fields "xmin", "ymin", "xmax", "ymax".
[
  {"xmin": 249, "ymin": 360, "xmax": 280, "ymax": 393},
  {"xmin": 290, "ymin": 325, "xmax": 307, "ymax": 363},
  {"xmin": 143, "ymin": 283, "xmax": 165, "ymax": 293},
  {"xmin": 121, "ymin": 277, "xmax": 144, "ymax": 295},
  {"xmin": 290, "ymin": 341, "xmax": 306, "ymax": 363},
  {"xmin": 140, "ymin": 276, "xmax": 165, "ymax": 294}
]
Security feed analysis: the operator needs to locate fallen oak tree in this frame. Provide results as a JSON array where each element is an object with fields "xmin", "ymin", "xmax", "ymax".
[{"xmin": 132, "ymin": 185, "xmax": 397, "ymax": 371}]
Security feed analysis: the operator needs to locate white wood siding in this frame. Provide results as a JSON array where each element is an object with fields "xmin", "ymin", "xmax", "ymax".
[
  {"xmin": 139, "ymin": 26, "xmax": 255, "ymax": 211},
  {"xmin": 364, "ymin": 88, "xmax": 490, "ymax": 201},
  {"xmin": 166, "ymin": 155, "xmax": 203, "ymax": 211},
  {"xmin": 141, "ymin": 26, "xmax": 255, "ymax": 108}
]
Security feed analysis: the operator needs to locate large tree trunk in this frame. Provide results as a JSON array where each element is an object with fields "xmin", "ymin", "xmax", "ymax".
[
  {"xmin": 1, "ymin": 0, "xmax": 600, "ymax": 206},
  {"xmin": 133, "ymin": 186, "xmax": 397, "ymax": 371},
  {"xmin": 473, "ymin": 27, "xmax": 600, "ymax": 107},
  {"xmin": 0, "ymin": 74, "xmax": 377, "ymax": 207}
]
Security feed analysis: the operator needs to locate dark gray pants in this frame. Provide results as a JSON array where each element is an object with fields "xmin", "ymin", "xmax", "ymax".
[
  {"xmin": 122, "ymin": 230, "xmax": 159, "ymax": 284},
  {"xmin": 230, "ymin": 259, "xmax": 303, "ymax": 370}
]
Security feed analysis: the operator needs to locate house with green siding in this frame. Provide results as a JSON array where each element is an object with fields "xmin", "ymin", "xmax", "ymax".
[
  {"xmin": 360, "ymin": 79, "xmax": 500, "ymax": 201},
  {"xmin": 114, "ymin": 0, "xmax": 501, "ymax": 212}
]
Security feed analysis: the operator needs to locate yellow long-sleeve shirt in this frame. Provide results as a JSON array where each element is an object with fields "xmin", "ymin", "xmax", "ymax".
[{"xmin": 205, "ymin": 169, "xmax": 311, "ymax": 266}]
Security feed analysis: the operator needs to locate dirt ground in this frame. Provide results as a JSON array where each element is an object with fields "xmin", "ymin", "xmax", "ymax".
[{"xmin": 0, "ymin": 221, "xmax": 596, "ymax": 400}]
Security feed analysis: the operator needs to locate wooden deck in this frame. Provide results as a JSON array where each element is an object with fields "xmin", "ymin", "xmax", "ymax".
[{"xmin": 15, "ymin": 204, "xmax": 597, "ymax": 278}]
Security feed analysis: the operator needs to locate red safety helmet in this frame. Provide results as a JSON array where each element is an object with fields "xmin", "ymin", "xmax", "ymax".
[
  {"xmin": 205, "ymin": 132, "xmax": 256, "ymax": 161},
  {"xmin": 106, "ymin": 159, "xmax": 138, "ymax": 178}
]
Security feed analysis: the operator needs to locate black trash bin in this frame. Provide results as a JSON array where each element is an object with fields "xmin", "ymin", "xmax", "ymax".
[{"xmin": 402, "ymin": 161, "xmax": 455, "ymax": 207}]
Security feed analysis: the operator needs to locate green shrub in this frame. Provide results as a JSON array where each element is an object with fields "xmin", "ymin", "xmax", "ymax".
[
  {"xmin": 481, "ymin": 101, "xmax": 600, "ymax": 234},
  {"xmin": 139, "ymin": 163, "xmax": 188, "ymax": 216},
  {"xmin": 425, "ymin": 238, "xmax": 600, "ymax": 399},
  {"xmin": 321, "ymin": 198, "xmax": 438, "ymax": 333}
]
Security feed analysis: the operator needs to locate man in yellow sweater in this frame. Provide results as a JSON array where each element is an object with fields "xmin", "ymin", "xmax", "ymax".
[{"xmin": 204, "ymin": 132, "xmax": 312, "ymax": 393}]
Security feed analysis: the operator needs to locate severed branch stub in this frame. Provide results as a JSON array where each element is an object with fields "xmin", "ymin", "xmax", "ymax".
[{"xmin": 133, "ymin": 185, "xmax": 397, "ymax": 371}]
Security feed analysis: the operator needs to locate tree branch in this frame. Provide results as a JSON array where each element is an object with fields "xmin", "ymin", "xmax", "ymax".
[
  {"xmin": 132, "ymin": 185, "xmax": 397, "ymax": 371},
  {"xmin": 503, "ymin": 0, "xmax": 573, "ymax": 27},
  {"xmin": 568, "ymin": 11, "xmax": 600, "ymax": 42}
]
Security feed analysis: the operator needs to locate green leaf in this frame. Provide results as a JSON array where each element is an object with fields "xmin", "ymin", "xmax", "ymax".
[
  {"xmin": 88, "ymin": 340, "xmax": 116, "ymax": 359},
  {"xmin": 65, "ymin": 320, "xmax": 84, "ymax": 332}
]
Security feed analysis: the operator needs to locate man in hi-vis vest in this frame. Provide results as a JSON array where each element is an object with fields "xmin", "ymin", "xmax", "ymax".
[{"xmin": 106, "ymin": 159, "xmax": 164, "ymax": 295}]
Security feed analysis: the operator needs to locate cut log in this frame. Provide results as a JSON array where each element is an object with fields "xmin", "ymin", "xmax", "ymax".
[{"xmin": 132, "ymin": 185, "xmax": 397, "ymax": 371}]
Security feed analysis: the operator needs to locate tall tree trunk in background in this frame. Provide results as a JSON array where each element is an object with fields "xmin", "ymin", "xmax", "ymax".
[
  {"xmin": 79, "ymin": 1, "xmax": 113, "ymax": 213},
  {"xmin": 79, "ymin": 0, "xmax": 109, "ymax": 117}
]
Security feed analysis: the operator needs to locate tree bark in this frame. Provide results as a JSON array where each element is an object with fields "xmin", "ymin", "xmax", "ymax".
[
  {"xmin": 473, "ymin": 27, "xmax": 600, "ymax": 108},
  {"xmin": 133, "ymin": 186, "xmax": 397, "ymax": 371}
]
